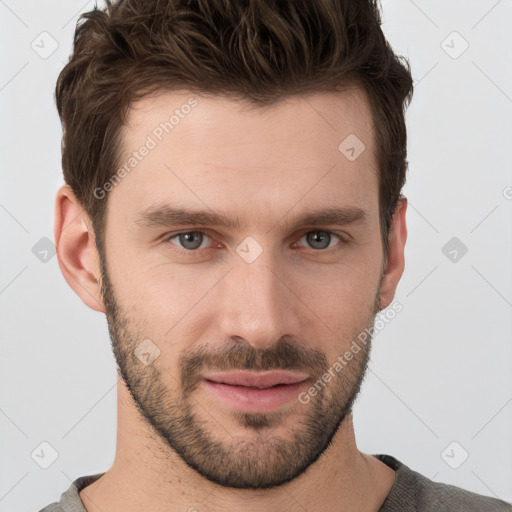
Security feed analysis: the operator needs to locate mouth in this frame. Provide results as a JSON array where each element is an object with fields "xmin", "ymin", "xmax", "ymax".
[
  {"xmin": 203, "ymin": 369, "xmax": 309, "ymax": 388},
  {"xmin": 201, "ymin": 370, "xmax": 310, "ymax": 413}
]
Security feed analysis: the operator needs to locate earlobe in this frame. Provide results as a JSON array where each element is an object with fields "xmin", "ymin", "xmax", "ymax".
[
  {"xmin": 377, "ymin": 196, "xmax": 408, "ymax": 311},
  {"xmin": 54, "ymin": 184, "xmax": 106, "ymax": 313}
]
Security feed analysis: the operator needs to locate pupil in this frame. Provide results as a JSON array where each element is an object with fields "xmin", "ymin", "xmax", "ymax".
[
  {"xmin": 181, "ymin": 232, "xmax": 202, "ymax": 250},
  {"xmin": 308, "ymin": 231, "xmax": 330, "ymax": 249}
]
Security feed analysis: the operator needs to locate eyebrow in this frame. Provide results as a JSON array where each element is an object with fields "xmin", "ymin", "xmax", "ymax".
[{"xmin": 134, "ymin": 203, "xmax": 368, "ymax": 231}]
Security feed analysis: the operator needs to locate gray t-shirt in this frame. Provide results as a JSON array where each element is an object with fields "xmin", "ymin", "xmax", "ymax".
[{"xmin": 39, "ymin": 454, "xmax": 512, "ymax": 511}]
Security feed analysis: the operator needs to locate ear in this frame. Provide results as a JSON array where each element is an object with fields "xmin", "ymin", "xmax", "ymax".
[
  {"xmin": 378, "ymin": 196, "xmax": 407, "ymax": 311},
  {"xmin": 54, "ymin": 184, "xmax": 105, "ymax": 313}
]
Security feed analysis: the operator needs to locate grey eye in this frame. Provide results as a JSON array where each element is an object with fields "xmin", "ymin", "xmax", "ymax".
[
  {"xmin": 172, "ymin": 231, "xmax": 210, "ymax": 251},
  {"xmin": 299, "ymin": 231, "xmax": 340, "ymax": 250}
]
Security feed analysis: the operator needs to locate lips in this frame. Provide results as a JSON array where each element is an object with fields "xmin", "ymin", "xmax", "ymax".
[
  {"xmin": 202, "ymin": 370, "xmax": 309, "ymax": 388},
  {"xmin": 201, "ymin": 370, "xmax": 311, "ymax": 413}
]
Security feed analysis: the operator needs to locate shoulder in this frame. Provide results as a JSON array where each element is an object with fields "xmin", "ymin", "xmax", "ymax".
[
  {"xmin": 376, "ymin": 454, "xmax": 512, "ymax": 512},
  {"xmin": 38, "ymin": 473, "xmax": 104, "ymax": 512},
  {"xmin": 39, "ymin": 505, "xmax": 63, "ymax": 512}
]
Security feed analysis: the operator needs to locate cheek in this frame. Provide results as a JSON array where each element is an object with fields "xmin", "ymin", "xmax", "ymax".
[
  {"xmin": 300, "ymin": 259, "xmax": 380, "ymax": 309},
  {"xmin": 108, "ymin": 248, "xmax": 202, "ymax": 305},
  {"xmin": 108, "ymin": 228, "xmax": 381, "ymax": 345},
  {"xmin": 299, "ymin": 264, "xmax": 380, "ymax": 346},
  {"xmin": 109, "ymin": 261, "xmax": 221, "ymax": 344}
]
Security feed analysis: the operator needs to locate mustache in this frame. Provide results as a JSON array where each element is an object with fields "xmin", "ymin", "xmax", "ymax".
[{"xmin": 179, "ymin": 337, "xmax": 329, "ymax": 397}]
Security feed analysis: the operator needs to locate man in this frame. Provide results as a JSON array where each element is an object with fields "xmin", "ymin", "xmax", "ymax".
[{"xmin": 41, "ymin": 0, "xmax": 511, "ymax": 510}]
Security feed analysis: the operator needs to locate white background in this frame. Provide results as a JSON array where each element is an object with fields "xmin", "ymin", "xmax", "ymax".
[{"xmin": 1, "ymin": 1, "xmax": 511, "ymax": 510}]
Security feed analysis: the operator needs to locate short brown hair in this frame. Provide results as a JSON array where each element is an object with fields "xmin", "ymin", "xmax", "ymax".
[{"xmin": 55, "ymin": 0, "xmax": 413, "ymax": 261}]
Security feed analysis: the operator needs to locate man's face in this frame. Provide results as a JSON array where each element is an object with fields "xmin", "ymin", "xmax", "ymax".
[{"xmin": 99, "ymin": 88, "xmax": 385, "ymax": 489}]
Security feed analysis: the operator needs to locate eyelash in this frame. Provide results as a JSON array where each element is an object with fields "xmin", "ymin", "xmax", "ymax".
[{"xmin": 163, "ymin": 229, "xmax": 347, "ymax": 257}]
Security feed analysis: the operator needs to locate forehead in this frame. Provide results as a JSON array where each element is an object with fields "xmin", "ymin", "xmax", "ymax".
[
  {"xmin": 111, "ymin": 87, "xmax": 379, "ymax": 225},
  {"xmin": 123, "ymin": 87, "xmax": 375, "ymax": 157}
]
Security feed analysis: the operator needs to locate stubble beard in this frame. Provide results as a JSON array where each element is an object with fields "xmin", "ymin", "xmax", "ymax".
[{"xmin": 99, "ymin": 256, "xmax": 381, "ymax": 489}]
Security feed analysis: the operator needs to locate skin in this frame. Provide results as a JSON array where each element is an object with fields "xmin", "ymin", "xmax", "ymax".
[{"xmin": 54, "ymin": 86, "xmax": 407, "ymax": 512}]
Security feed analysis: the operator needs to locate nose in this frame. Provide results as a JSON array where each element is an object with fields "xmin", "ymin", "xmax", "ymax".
[{"xmin": 218, "ymin": 249, "xmax": 301, "ymax": 351}]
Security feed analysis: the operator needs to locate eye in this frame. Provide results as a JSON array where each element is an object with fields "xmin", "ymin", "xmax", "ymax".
[
  {"xmin": 163, "ymin": 229, "xmax": 346, "ymax": 256},
  {"xmin": 166, "ymin": 230, "xmax": 214, "ymax": 252},
  {"xmin": 295, "ymin": 230, "xmax": 344, "ymax": 251}
]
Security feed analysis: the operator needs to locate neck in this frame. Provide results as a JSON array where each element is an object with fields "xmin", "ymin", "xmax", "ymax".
[{"xmin": 79, "ymin": 380, "xmax": 395, "ymax": 512}]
